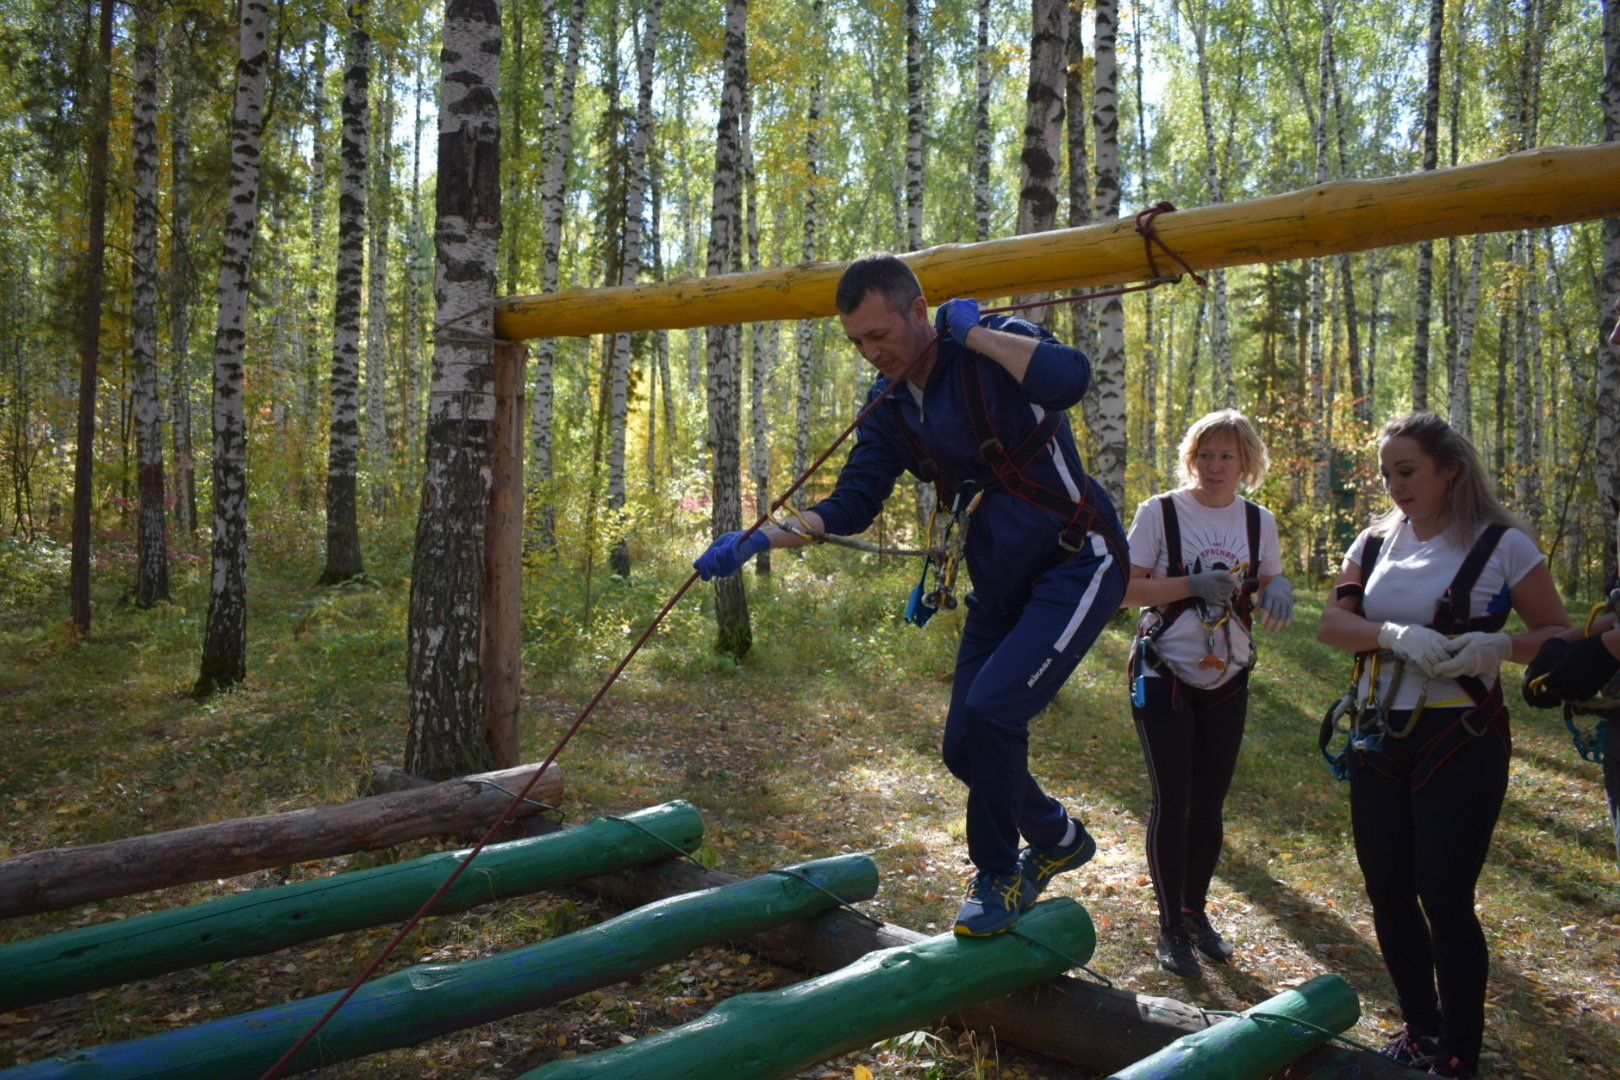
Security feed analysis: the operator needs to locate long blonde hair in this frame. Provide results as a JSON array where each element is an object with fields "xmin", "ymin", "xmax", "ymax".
[
  {"xmin": 1373, "ymin": 411, "xmax": 1528, "ymax": 541},
  {"xmin": 1175, "ymin": 409, "xmax": 1270, "ymax": 492}
]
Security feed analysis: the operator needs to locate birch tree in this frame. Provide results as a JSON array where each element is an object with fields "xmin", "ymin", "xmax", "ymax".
[
  {"xmin": 905, "ymin": 0, "xmax": 925, "ymax": 251},
  {"xmin": 1090, "ymin": 0, "xmax": 1127, "ymax": 507},
  {"xmin": 169, "ymin": 35, "xmax": 198, "ymax": 537},
  {"xmin": 794, "ymin": 0, "xmax": 824, "ymax": 505},
  {"xmin": 366, "ymin": 43, "xmax": 393, "ymax": 511},
  {"xmin": 606, "ymin": 0, "xmax": 663, "ymax": 578},
  {"xmin": 1183, "ymin": 0, "xmax": 1236, "ymax": 407},
  {"xmin": 1598, "ymin": 0, "xmax": 1620, "ymax": 557},
  {"xmin": 195, "ymin": 0, "xmax": 271, "ymax": 694},
  {"xmin": 405, "ymin": 0, "xmax": 503, "ymax": 778},
  {"xmin": 131, "ymin": 0, "xmax": 168, "ymax": 606},
  {"xmin": 707, "ymin": 0, "xmax": 751, "ymax": 658},
  {"xmin": 1018, "ymin": 0, "xmax": 1065, "ymax": 320},
  {"xmin": 321, "ymin": 0, "xmax": 369, "ymax": 586},
  {"xmin": 1411, "ymin": 0, "xmax": 1444, "ymax": 410},
  {"xmin": 529, "ymin": 0, "xmax": 585, "ymax": 552},
  {"xmin": 302, "ymin": 28, "xmax": 329, "ymax": 511},
  {"xmin": 973, "ymin": 0, "xmax": 992, "ymax": 243},
  {"xmin": 741, "ymin": 72, "xmax": 775, "ymax": 577}
]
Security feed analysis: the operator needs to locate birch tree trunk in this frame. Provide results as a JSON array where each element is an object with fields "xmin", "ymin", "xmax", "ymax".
[
  {"xmin": 974, "ymin": 0, "xmax": 992, "ymax": 243},
  {"xmin": 1132, "ymin": 0, "xmax": 1156, "ymax": 468},
  {"xmin": 68, "ymin": 0, "xmax": 114, "ymax": 633},
  {"xmin": 1598, "ymin": 0, "xmax": 1620, "ymax": 558},
  {"xmin": 1066, "ymin": 4, "xmax": 1093, "ymax": 364},
  {"xmin": 321, "ymin": 0, "xmax": 369, "ymax": 586},
  {"xmin": 169, "ymin": 37, "xmax": 198, "ymax": 537},
  {"xmin": 405, "ymin": 0, "xmax": 503, "ymax": 779},
  {"xmin": 1412, "ymin": 0, "xmax": 1444, "ymax": 410},
  {"xmin": 302, "ymin": 28, "xmax": 329, "ymax": 513},
  {"xmin": 1325, "ymin": 8, "xmax": 1366, "ymax": 426},
  {"xmin": 404, "ymin": 49, "xmax": 425, "ymax": 471},
  {"xmin": 742, "ymin": 75, "xmax": 774, "ymax": 577},
  {"xmin": 707, "ymin": 0, "xmax": 752, "ymax": 658},
  {"xmin": 1309, "ymin": 4, "xmax": 1332, "ymax": 573},
  {"xmin": 794, "ymin": 0, "xmax": 824, "ymax": 508},
  {"xmin": 131, "ymin": 1, "xmax": 169, "ymax": 606},
  {"xmin": 366, "ymin": 46, "xmax": 393, "ymax": 512},
  {"xmin": 1018, "ymin": 0, "xmax": 1066, "ymax": 323},
  {"xmin": 529, "ymin": 0, "xmax": 584, "ymax": 553},
  {"xmin": 905, "ymin": 0, "xmax": 925, "ymax": 252},
  {"xmin": 1091, "ymin": 0, "xmax": 1127, "ymax": 507},
  {"xmin": 1186, "ymin": 0, "xmax": 1233, "ymax": 408},
  {"xmin": 1448, "ymin": 234, "xmax": 1486, "ymax": 436},
  {"xmin": 195, "ymin": 0, "xmax": 270, "ymax": 694},
  {"xmin": 606, "ymin": 0, "xmax": 664, "ymax": 578}
]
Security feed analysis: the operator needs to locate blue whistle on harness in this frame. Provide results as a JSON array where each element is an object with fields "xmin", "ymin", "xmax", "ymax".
[
  {"xmin": 904, "ymin": 582, "xmax": 937, "ymax": 627},
  {"xmin": 1131, "ymin": 674, "xmax": 1147, "ymax": 709}
]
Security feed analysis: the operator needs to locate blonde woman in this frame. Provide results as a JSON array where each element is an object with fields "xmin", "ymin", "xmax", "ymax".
[
  {"xmin": 1124, "ymin": 409, "xmax": 1292, "ymax": 976},
  {"xmin": 1317, "ymin": 412, "xmax": 1568, "ymax": 1078}
]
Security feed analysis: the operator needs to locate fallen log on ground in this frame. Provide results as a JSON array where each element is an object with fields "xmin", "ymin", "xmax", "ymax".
[
  {"xmin": 0, "ymin": 763, "xmax": 563, "ymax": 919},
  {"xmin": 560, "ymin": 834, "xmax": 1419, "ymax": 1079}
]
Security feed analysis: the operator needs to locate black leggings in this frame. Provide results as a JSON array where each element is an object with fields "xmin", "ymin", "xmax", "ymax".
[
  {"xmin": 1132, "ymin": 672, "xmax": 1248, "ymax": 932},
  {"xmin": 1350, "ymin": 706, "xmax": 1509, "ymax": 1072}
]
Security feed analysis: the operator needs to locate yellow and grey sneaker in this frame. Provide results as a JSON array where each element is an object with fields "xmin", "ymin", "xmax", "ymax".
[
  {"xmin": 953, "ymin": 870, "xmax": 1037, "ymax": 937},
  {"xmin": 1016, "ymin": 818, "xmax": 1098, "ymax": 904}
]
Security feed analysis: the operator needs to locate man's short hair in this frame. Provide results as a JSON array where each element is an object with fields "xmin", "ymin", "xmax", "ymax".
[{"xmin": 835, "ymin": 253, "xmax": 923, "ymax": 314}]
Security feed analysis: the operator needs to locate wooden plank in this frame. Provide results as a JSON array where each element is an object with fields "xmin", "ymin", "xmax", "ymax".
[
  {"xmin": 564, "ymin": 841, "xmax": 1421, "ymax": 1079},
  {"xmin": 0, "ymin": 763, "xmax": 563, "ymax": 918},
  {"xmin": 482, "ymin": 340, "xmax": 527, "ymax": 767},
  {"xmin": 494, "ymin": 144, "xmax": 1620, "ymax": 340}
]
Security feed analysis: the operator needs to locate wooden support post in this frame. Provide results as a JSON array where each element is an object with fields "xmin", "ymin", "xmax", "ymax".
[
  {"xmin": 482, "ymin": 340, "xmax": 526, "ymax": 767},
  {"xmin": 1109, "ymin": 973, "xmax": 1361, "ymax": 1079},
  {"xmin": 521, "ymin": 898, "xmax": 1095, "ymax": 1079},
  {"xmin": 493, "ymin": 145, "xmax": 1620, "ymax": 340},
  {"xmin": 3, "ymin": 856, "xmax": 879, "ymax": 1080},
  {"xmin": 0, "ymin": 763, "xmax": 563, "ymax": 918},
  {"xmin": 556, "ymin": 833, "xmax": 1418, "ymax": 1079},
  {"xmin": 0, "ymin": 801, "xmax": 700, "ymax": 1011}
]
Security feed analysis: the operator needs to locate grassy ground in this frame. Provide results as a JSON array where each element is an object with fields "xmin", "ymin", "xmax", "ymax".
[{"xmin": 0, "ymin": 522, "xmax": 1616, "ymax": 1078}]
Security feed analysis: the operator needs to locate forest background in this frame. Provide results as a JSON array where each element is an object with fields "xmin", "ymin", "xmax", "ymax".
[{"xmin": 0, "ymin": 0, "xmax": 1618, "ymax": 1075}]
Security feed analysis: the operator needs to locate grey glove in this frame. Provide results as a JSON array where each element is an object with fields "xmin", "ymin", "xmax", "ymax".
[
  {"xmin": 1187, "ymin": 568, "xmax": 1237, "ymax": 605},
  {"xmin": 1259, "ymin": 576, "xmax": 1294, "ymax": 625},
  {"xmin": 1377, "ymin": 622, "xmax": 1451, "ymax": 675}
]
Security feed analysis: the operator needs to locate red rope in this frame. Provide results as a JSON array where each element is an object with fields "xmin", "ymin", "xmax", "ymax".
[{"xmin": 258, "ymin": 218, "xmax": 1204, "ymax": 1080}]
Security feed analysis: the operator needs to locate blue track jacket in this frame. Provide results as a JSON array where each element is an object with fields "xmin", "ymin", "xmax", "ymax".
[{"xmin": 809, "ymin": 313, "xmax": 1124, "ymax": 620}]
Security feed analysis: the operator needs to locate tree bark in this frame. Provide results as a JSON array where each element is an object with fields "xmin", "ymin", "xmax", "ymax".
[
  {"xmin": 742, "ymin": 73, "xmax": 774, "ymax": 577},
  {"xmin": 169, "ymin": 34, "xmax": 198, "ymax": 537},
  {"xmin": 1065, "ymin": 3, "xmax": 1093, "ymax": 361},
  {"xmin": 131, "ymin": 0, "xmax": 169, "ymax": 607},
  {"xmin": 707, "ymin": 0, "xmax": 752, "ymax": 659},
  {"xmin": 1412, "ymin": 0, "xmax": 1444, "ymax": 410},
  {"xmin": 1598, "ymin": 0, "xmax": 1620, "ymax": 559},
  {"xmin": 793, "ymin": 3, "xmax": 824, "ymax": 508},
  {"xmin": 528, "ymin": 0, "xmax": 584, "ymax": 553},
  {"xmin": 68, "ymin": 0, "xmax": 114, "ymax": 633},
  {"xmin": 905, "ymin": 0, "xmax": 926, "ymax": 252},
  {"xmin": 1017, "ymin": 0, "xmax": 1066, "ymax": 327},
  {"xmin": 301, "ymin": 28, "xmax": 330, "ymax": 514},
  {"xmin": 322, "ymin": 0, "xmax": 370, "ymax": 586},
  {"xmin": 405, "ymin": 0, "xmax": 503, "ymax": 779},
  {"xmin": 366, "ymin": 43, "xmax": 394, "ymax": 512},
  {"xmin": 195, "ymin": 0, "xmax": 270, "ymax": 695},
  {"xmin": 1091, "ymin": 0, "xmax": 1127, "ymax": 507},
  {"xmin": 974, "ymin": 0, "xmax": 993, "ymax": 244}
]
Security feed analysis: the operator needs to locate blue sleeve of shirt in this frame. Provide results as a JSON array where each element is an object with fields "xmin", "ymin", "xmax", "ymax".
[
  {"xmin": 974, "ymin": 313, "xmax": 1090, "ymax": 410},
  {"xmin": 808, "ymin": 381, "xmax": 911, "ymax": 537}
]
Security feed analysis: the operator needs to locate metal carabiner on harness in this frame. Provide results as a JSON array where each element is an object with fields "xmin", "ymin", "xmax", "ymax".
[{"xmin": 904, "ymin": 487, "xmax": 982, "ymax": 628}]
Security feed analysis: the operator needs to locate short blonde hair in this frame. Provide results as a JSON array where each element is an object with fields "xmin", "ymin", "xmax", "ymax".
[{"xmin": 1176, "ymin": 409, "xmax": 1270, "ymax": 492}]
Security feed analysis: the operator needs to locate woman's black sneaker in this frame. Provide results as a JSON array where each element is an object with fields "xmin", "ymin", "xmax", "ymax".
[
  {"xmin": 1428, "ymin": 1055, "xmax": 1475, "ymax": 1078},
  {"xmin": 1181, "ymin": 910, "xmax": 1235, "ymax": 962},
  {"xmin": 1378, "ymin": 1028, "xmax": 1440, "ymax": 1070},
  {"xmin": 1155, "ymin": 928, "xmax": 1201, "ymax": 977}
]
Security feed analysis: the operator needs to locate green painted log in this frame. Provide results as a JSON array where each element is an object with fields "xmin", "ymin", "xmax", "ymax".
[
  {"xmin": 0, "ymin": 854, "xmax": 878, "ymax": 1080},
  {"xmin": 1108, "ymin": 974, "xmax": 1360, "ymax": 1080},
  {"xmin": 0, "ymin": 800, "xmax": 702, "ymax": 1011},
  {"xmin": 521, "ymin": 896, "xmax": 1096, "ymax": 1080}
]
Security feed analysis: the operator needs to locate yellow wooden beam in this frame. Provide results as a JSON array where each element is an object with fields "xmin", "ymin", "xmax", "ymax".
[{"xmin": 494, "ymin": 143, "xmax": 1620, "ymax": 341}]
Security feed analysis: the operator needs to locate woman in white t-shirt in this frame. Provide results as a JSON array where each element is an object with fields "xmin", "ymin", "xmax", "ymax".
[
  {"xmin": 1124, "ymin": 409, "xmax": 1293, "ymax": 977},
  {"xmin": 1317, "ymin": 411, "xmax": 1568, "ymax": 1079}
]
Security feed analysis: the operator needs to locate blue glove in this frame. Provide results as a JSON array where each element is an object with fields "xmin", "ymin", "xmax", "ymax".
[
  {"xmin": 937, "ymin": 298, "xmax": 980, "ymax": 346},
  {"xmin": 694, "ymin": 530, "xmax": 771, "ymax": 581}
]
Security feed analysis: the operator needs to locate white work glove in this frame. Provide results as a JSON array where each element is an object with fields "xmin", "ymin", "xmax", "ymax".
[
  {"xmin": 1258, "ymin": 576, "xmax": 1294, "ymax": 628},
  {"xmin": 1432, "ymin": 631, "xmax": 1513, "ymax": 678},
  {"xmin": 1377, "ymin": 622, "xmax": 1451, "ymax": 675},
  {"xmin": 1187, "ymin": 568, "xmax": 1237, "ymax": 605}
]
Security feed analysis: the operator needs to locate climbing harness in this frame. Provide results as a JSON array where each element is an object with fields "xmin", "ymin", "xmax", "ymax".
[
  {"xmin": 1319, "ymin": 524, "xmax": 1510, "ymax": 786},
  {"xmin": 904, "ymin": 486, "xmax": 984, "ymax": 626},
  {"xmin": 259, "ymin": 204, "xmax": 1205, "ymax": 1080},
  {"xmin": 1130, "ymin": 494, "xmax": 1262, "ymax": 702}
]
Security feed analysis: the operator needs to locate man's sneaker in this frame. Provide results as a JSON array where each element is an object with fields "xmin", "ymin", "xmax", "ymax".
[
  {"xmin": 1155, "ymin": 927, "xmax": 1201, "ymax": 977},
  {"xmin": 1378, "ymin": 1028, "xmax": 1440, "ymax": 1070},
  {"xmin": 1016, "ymin": 818, "xmax": 1098, "ymax": 904},
  {"xmin": 1181, "ymin": 909, "xmax": 1235, "ymax": 963},
  {"xmin": 953, "ymin": 871, "xmax": 1036, "ymax": 937},
  {"xmin": 1429, "ymin": 1055, "xmax": 1475, "ymax": 1079}
]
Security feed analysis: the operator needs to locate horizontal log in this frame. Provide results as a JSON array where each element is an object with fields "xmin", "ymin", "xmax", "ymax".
[
  {"xmin": 563, "ymin": 840, "xmax": 1421, "ymax": 1079},
  {"xmin": 0, "ymin": 763, "xmax": 563, "ymax": 919},
  {"xmin": 1110, "ymin": 973, "xmax": 1360, "ymax": 1079},
  {"xmin": 0, "ymin": 801, "xmax": 700, "ymax": 1010},
  {"xmin": 523, "ymin": 898, "xmax": 1095, "ymax": 1080},
  {"xmin": 494, "ymin": 144, "xmax": 1620, "ymax": 340},
  {"xmin": 1, "ymin": 855, "xmax": 879, "ymax": 1080}
]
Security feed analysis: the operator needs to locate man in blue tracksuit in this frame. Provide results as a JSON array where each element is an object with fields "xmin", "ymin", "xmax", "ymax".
[{"xmin": 696, "ymin": 253, "xmax": 1127, "ymax": 936}]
